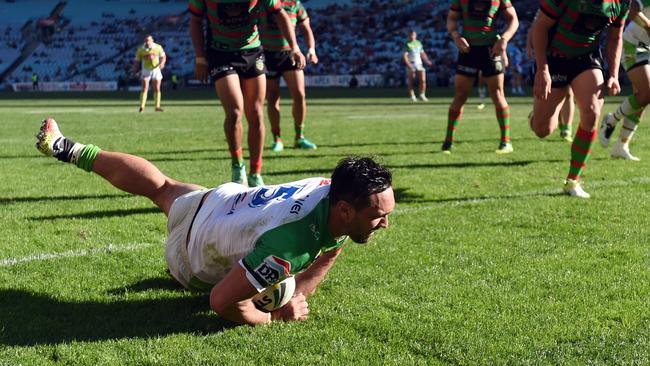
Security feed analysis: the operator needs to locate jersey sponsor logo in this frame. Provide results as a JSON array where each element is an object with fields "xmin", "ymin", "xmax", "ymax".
[
  {"xmin": 217, "ymin": 2, "xmax": 250, "ymax": 28},
  {"xmin": 226, "ymin": 192, "xmax": 248, "ymax": 215},
  {"xmin": 248, "ymin": 184, "xmax": 304, "ymax": 207},
  {"xmin": 318, "ymin": 179, "xmax": 331, "ymax": 186},
  {"xmin": 573, "ymin": 13, "xmax": 610, "ymax": 37},
  {"xmin": 309, "ymin": 223, "xmax": 320, "ymax": 241},
  {"xmin": 289, "ymin": 197, "xmax": 307, "ymax": 214},
  {"xmin": 254, "ymin": 255, "xmax": 291, "ymax": 285},
  {"xmin": 469, "ymin": 0, "xmax": 492, "ymax": 18}
]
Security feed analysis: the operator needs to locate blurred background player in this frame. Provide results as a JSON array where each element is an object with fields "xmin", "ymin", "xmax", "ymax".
[
  {"xmin": 403, "ymin": 30, "xmax": 432, "ymax": 102},
  {"xmin": 443, "ymin": 0, "xmax": 519, "ymax": 154},
  {"xmin": 530, "ymin": 0, "xmax": 629, "ymax": 198},
  {"xmin": 133, "ymin": 34, "xmax": 166, "ymax": 112},
  {"xmin": 189, "ymin": 0, "xmax": 305, "ymax": 187},
  {"xmin": 600, "ymin": 0, "xmax": 650, "ymax": 161},
  {"xmin": 507, "ymin": 41, "xmax": 525, "ymax": 95},
  {"xmin": 261, "ymin": 0, "xmax": 319, "ymax": 152}
]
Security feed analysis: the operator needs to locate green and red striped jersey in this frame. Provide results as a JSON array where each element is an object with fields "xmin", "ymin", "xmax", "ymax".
[
  {"xmin": 450, "ymin": 0, "xmax": 513, "ymax": 46},
  {"xmin": 540, "ymin": 0, "xmax": 630, "ymax": 58},
  {"xmin": 260, "ymin": 0, "xmax": 308, "ymax": 50},
  {"xmin": 189, "ymin": 0, "xmax": 281, "ymax": 51}
]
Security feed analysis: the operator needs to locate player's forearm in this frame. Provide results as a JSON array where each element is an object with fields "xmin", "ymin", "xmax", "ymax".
[
  {"xmin": 501, "ymin": 11, "xmax": 519, "ymax": 42},
  {"xmin": 218, "ymin": 300, "xmax": 272, "ymax": 325},
  {"xmin": 189, "ymin": 16, "xmax": 206, "ymax": 58},
  {"xmin": 447, "ymin": 13, "xmax": 461, "ymax": 40},
  {"xmin": 294, "ymin": 247, "xmax": 342, "ymax": 297},
  {"xmin": 606, "ymin": 30, "xmax": 623, "ymax": 79},
  {"xmin": 275, "ymin": 10, "xmax": 299, "ymax": 51},
  {"xmin": 298, "ymin": 22, "xmax": 315, "ymax": 50},
  {"xmin": 532, "ymin": 22, "xmax": 550, "ymax": 70}
]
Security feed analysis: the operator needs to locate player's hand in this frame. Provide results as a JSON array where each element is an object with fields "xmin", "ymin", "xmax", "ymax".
[
  {"xmin": 455, "ymin": 37, "xmax": 470, "ymax": 53},
  {"xmin": 607, "ymin": 76, "xmax": 621, "ymax": 96},
  {"xmin": 534, "ymin": 69, "xmax": 552, "ymax": 100},
  {"xmin": 307, "ymin": 50, "xmax": 319, "ymax": 65},
  {"xmin": 502, "ymin": 51, "xmax": 509, "ymax": 69},
  {"xmin": 194, "ymin": 63, "xmax": 209, "ymax": 84},
  {"xmin": 274, "ymin": 293, "xmax": 309, "ymax": 321},
  {"xmin": 491, "ymin": 38, "xmax": 507, "ymax": 57},
  {"xmin": 426, "ymin": 60, "xmax": 433, "ymax": 67},
  {"xmin": 291, "ymin": 48, "xmax": 306, "ymax": 70}
]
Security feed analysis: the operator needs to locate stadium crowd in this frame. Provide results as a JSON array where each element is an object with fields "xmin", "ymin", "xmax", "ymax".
[{"xmin": 0, "ymin": 0, "xmax": 540, "ymax": 89}]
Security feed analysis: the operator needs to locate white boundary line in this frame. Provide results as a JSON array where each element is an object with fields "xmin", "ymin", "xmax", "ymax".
[{"xmin": 0, "ymin": 242, "xmax": 159, "ymax": 267}]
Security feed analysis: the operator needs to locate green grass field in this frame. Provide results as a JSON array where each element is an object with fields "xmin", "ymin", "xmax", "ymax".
[{"xmin": 1, "ymin": 89, "xmax": 649, "ymax": 365}]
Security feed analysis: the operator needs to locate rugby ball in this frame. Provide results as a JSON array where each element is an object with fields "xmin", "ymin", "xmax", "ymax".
[{"xmin": 252, "ymin": 276, "xmax": 296, "ymax": 312}]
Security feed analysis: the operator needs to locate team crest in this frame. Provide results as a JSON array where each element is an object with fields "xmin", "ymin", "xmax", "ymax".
[{"xmin": 256, "ymin": 58, "xmax": 264, "ymax": 71}]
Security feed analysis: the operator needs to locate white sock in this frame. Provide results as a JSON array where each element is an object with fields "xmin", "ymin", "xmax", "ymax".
[
  {"xmin": 619, "ymin": 117, "xmax": 638, "ymax": 143},
  {"xmin": 612, "ymin": 96, "xmax": 639, "ymax": 123}
]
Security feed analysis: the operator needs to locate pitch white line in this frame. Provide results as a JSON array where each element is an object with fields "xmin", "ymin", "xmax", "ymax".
[{"xmin": 0, "ymin": 242, "xmax": 159, "ymax": 267}]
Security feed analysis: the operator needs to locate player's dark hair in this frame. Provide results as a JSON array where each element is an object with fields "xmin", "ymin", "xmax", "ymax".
[{"xmin": 330, "ymin": 156, "xmax": 392, "ymax": 209}]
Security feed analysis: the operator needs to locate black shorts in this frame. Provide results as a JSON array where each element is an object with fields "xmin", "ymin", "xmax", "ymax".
[
  {"xmin": 264, "ymin": 50, "xmax": 298, "ymax": 79},
  {"xmin": 456, "ymin": 45, "xmax": 504, "ymax": 78},
  {"xmin": 547, "ymin": 51, "xmax": 603, "ymax": 88},
  {"xmin": 207, "ymin": 47, "xmax": 266, "ymax": 82}
]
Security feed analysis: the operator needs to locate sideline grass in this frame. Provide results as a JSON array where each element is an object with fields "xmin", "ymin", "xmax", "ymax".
[{"xmin": 1, "ymin": 90, "xmax": 649, "ymax": 365}]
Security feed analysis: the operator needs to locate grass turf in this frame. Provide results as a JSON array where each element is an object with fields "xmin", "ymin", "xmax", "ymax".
[{"xmin": 1, "ymin": 89, "xmax": 649, "ymax": 365}]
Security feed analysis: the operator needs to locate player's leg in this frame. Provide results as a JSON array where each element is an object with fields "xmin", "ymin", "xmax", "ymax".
[
  {"xmin": 612, "ymin": 82, "xmax": 646, "ymax": 161},
  {"xmin": 241, "ymin": 74, "xmax": 266, "ymax": 187},
  {"xmin": 442, "ymin": 74, "xmax": 473, "ymax": 153},
  {"xmin": 418, "ymin": 70, "xmax": 428, "ymax": 102},
  {"xmin": 485, "ymin": 73, "xmax": 513, "ymax": 153},
  {"xmin": 140, "ymin": 76, "xmax": 150, "ymax": 112},
  {"xmin": 407, "ymin": 70, "xmax": 417, "ymax": 102},
  {"xmin": 35, "ymin": 118, "xmax": 203, "ymax": 215},
  {"xmin": 564, "ymin": 69, "xmax": 605, "ymax": 198},
  {"xmin": 530, "ymin": 86, "xmax": 568, "ymax": 138},
  {"xmin": 602, "ymin": 64, "xmax": 650, "ymax": 154},
  {"xmin": 215, "ymin": 74, "xmax": 247, "ymax": 186},
  {"xmin": 558, "ymin": 88, "xmax": 575, "ymax": 142},
  {"xmin": 152, "ymin": 74, "xmax": 163, "ymax": 111},
  {"xmin": 477, "ymin": 73, "xmax": 486, "ymax": 109},
  {"xmin": 266, "ymin": 76, "xmax": 284, "ymax": 152},
  {"xmin": 285, "ymin": 69, "xmax": 316, "ymax": 149}
]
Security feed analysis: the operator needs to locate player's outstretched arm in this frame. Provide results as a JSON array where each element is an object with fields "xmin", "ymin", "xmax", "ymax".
[
  {"xmin": 294, "ymin": 246, "xmax": 344, "ymax": 297},
  {"xmin": 273, "ymin": 9, "xmax": 306, "ymax": 69},
  {"xmin": 210, "ymin": 265, "xmax": 309, "ymax": 324}
]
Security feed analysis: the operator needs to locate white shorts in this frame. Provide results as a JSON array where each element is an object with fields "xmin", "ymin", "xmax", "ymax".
[
  {"xmin": 407, "ymin": 64, "xmax": 426, "ymax": 73},
  {"xmin": 141, "ymin": 67, "xmax": 163, "ymax": 81},
  {"xmin": 165, "ymin": 189, "xmax": 214, "ymax": 290}
]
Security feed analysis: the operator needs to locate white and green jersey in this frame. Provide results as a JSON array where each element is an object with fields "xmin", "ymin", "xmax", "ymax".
[
  {"xmin": 623, "ymin": 0, "xmax": 650, "ymax": 45},
  {"xmin": 188, "ymin": 177, "xmax": 347, "ymax": 291},
  {"xmin": 405, "ymin": 40, "xmax": 423, "ymax": 65}
]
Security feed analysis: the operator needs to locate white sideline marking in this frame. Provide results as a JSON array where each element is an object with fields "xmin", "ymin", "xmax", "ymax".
[
  {"xmin": 0, "ymin": 242, "xmax": 158, "ymax": 267},
  {"xmin": 26, "ymin": 108, "xmax": 96, "ymax": 114},
  {"xmin": 394, "ymin": 176, "xmax": 650, "ymax": 215}
]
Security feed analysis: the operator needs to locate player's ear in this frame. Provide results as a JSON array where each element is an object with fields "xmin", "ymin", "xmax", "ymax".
[{"xmin": 335, "ymin": 200, "xmax": 356, "ymax": 222}]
